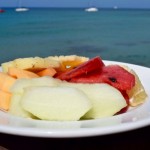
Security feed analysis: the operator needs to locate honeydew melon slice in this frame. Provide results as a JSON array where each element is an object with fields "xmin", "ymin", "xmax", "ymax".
[
  {"xmin": 10, "ymin": 76, "xmax": 61, "ymax": 94},
  {"xmin": 21, "ymin": 86, "xmax": 92, "ymax": 121},
  {"xmin": 60, "ymin": 82, "xmax": 127, "ymax": 119}
]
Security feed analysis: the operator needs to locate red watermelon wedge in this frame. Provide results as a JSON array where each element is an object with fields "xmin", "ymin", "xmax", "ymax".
[
  {"xmin": 57, "ymin": 56, "xmax": 105, "ymax": 80},
  {"xmin": 71, "ymin": 65, "xmax": 135, "ymax": 91},
  {"xmin": 98, "ymin": 65, "xmax": 135, "ymax": 91}
]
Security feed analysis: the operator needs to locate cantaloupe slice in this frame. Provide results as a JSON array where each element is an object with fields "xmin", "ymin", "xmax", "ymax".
[
  {"xmin": 0, "ymin": 90, "xmax": 11, "ymax": 110},
  {"xmin": 0, "ymin": 72, "xmax": 16, "ymax": 92},
  {"xmin": 37, "ymin": 67, "xmax": 56, "ymax": 77},
  {"xmin": 8, "ymin": 68, "xmax": 39, "ymax": 79}
]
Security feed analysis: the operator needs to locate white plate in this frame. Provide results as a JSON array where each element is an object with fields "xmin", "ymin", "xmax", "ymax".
[{"xmin": 0, "ymin": 60, "xmax": 150, "ymax": 138}]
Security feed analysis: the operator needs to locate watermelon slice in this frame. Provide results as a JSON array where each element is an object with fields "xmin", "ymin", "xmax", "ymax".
[
  {"xmin": 70, "ymin": 70, "xmax": 102, "ymax": 83},
  {"xmin": 57, "ymin": 56, "xmax": 105, "ymax": 80},
  {"xmin": 98, "ymin": 65, "xmax": 135, "ymax": 91},
  {"xmin": 71, "ymin": 65, "xmax": 135, "ymax": 91}
]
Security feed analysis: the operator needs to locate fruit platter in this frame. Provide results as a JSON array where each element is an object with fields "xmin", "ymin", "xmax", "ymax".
[{"xmin": 0, "ymin": 55, "xmax": 149, "ymax": 137}]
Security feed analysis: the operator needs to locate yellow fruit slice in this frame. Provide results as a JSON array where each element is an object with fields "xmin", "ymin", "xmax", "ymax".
[
  {"xmin": 48, "ymin": 55, "xmax": 89, "ymax": 72},
  {"xmin": 1, "ymin": 57, "xmax": 61, "ymax": 73},
  {"xmin": 126, "ymin": 69, "xmax": 147, "ymax": 106}
]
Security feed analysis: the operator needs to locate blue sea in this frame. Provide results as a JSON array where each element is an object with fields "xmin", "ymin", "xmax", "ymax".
[{"xmin": 0, "ymin": 8, "xmax": 150, "ymax": 67}]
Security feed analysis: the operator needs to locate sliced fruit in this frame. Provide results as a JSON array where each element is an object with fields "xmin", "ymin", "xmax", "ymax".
[
  {"xmin": 8, "ymin": 67, "xmax": 39, "ymax": 79},
  {"xmin": 49, "ymin": 55, "xmax": 89, "ymax": 62},
  {"xmin": 127, "ymin": 69, "xmax": 147, "ymax": 106},
  {"xmin": 43, "ymin": 57, "xmax": 60, "ymax": 69},
  {"xmin": 10, "ymin": 76, "xmax": 60, "ymax": 94},
  {"xmin": 83, "ymin": 84, "xmax": 126, "ymax": 119},
  {"xmin": 1, "ymin": 55, "xmax": 87, "ymax": 73},
  {"xmin": 71, "ymin": 65, "xmax": 135, "ymax": 91},
  {"xmin": 1, "ymin": 61, "xmax": 16, "ymax": 73},
  {"xmin": 70, "ymin": 70, "xmax": 102, "ymax": 83},
  {"xmin": 37, "ymin": 67, "xmax": 56, "ymax": 77},
  {"xmin": 60, "ymin": 81, "xmax": 127, "ymax": 119},
  {"xmin": 0, "ymin": 90, "xmax": 11, "ymax": 111},
  {"xmin": 98, "ymin": 65, "xmax": 135, "ymax": 91},
  {"xmin": 13, "ymin": 57, "xmax": 45, "ymax": 70},
  {"xmin": 21, "ymin": 86, "xmax": 92, "ymax": 121},
  {"xmin": 0, "ymin": 72, "xmax": 16, "ymax": 92},
  {"xmin": 9, "ymin": 77, "xmax": 61, "ymax": 118},
  {"xmin": 1, "ymin": 57, "xmax": 60, "ymax": 73},
  {"xmin": 116, "ymin": 91, "xmax": 129, "ymax": 114},
  {"xmin": 58, "ymin": 56, "xmax": 105, "ymax": 80},
  {"xmin": 9, "ymin": 93, "xmax": 34, "ymax": 118},
  {"xmin": 53, "ymin": 55, "xmax": 89, "ymax": 72}
]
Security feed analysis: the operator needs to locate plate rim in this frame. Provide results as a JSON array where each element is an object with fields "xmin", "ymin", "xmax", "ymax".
[{"xmin": 0, "ymin": 60, "xmax": 150, "ymax": 138}]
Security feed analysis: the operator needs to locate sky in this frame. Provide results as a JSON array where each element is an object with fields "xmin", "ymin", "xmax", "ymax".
[{"xmin": 0, "ymin": 0, "xmax": 150, "ymax": 9}]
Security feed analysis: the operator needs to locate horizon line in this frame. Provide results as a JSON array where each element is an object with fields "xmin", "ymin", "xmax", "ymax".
[{"xmin": 1, "ymin": 6, "xmax": 150, "ymax": 9}]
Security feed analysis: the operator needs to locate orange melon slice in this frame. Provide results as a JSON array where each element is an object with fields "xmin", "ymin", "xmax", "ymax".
[
  {"xmin": 8, "ymin": 68, "xmax": 39, "ymax": 79},
  {"xmin": 37, "ymin": 67, "xmax": 56, "ymax": 77},
  {"xmin": 0, "ymin": 72, "xmax": 16, "ymax": 92},
  {"xmin": 0, "ymin": 90, "xmax": 11, "ymax": 111}
]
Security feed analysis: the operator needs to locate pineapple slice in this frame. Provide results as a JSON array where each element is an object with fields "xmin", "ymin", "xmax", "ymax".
[
  {"xmin": 47, "ymin": 55, "xmax": 89, "ymax": 62},
  {"xmin": 1, "ymin": 61, "xmax": 16, "ymax": 73},
  {"xmin": 121, "ymin": 65, "xmax": 147, "ymax": 106},
  {"xmin": 14, "ymin": 57, "xmax": 60, "ymax": 71},
  {"xmin": 1, "ymin": 55, "xmax": 88, "ymax": 73},
  {"xmin": 127, "ymin": 69, "xmax": 147, "ymax": 106},
  {"xmin": 44, "ymin": 57, "xmax": 60, "ymax": 68},
  {"xmin": 47, "ymin": 55, "xmax": 89, "ymax": 72},
  {"xmin": 1, "ymin": 57, "xmax": 60, "ymax": 73}
]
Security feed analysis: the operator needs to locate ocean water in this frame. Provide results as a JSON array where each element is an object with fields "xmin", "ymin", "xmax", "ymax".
[{"xmin": 0, "ymin": 8, "xmax": 150, "ymax": 67}]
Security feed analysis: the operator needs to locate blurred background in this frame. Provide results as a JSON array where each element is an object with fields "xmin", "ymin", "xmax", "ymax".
[{"xmin": 0, "ymin": 0, "xmax": 150, "ymax": 67}]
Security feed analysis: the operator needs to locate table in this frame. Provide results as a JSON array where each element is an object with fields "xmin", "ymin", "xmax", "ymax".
[{"xmin": 0, "ymin": 125, "xmax": 149, "ymax": 150}]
